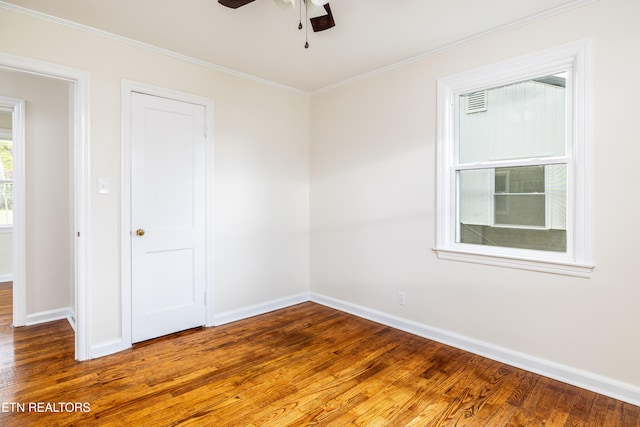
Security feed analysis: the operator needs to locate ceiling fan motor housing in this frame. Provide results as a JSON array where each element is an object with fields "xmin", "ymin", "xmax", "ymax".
[{"xmin": 218, "ymin": 0, "xmax": 256, "ymax": 9}]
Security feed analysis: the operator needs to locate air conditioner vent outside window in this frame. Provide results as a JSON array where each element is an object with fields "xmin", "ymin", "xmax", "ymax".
[{"xmin": 466, "ymin": 90, "xmax": 487, "ymax": 114}]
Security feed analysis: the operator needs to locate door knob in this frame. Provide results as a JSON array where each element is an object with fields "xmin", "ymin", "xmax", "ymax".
[{"xmin": 136, "ymin": 228, "xmax": 145, "ymax": 236}]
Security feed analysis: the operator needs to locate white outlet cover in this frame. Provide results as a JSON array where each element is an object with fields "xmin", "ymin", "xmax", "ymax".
[{"xmin": 397, "ymin": 291, "xmax": 406, "ymax": 306}]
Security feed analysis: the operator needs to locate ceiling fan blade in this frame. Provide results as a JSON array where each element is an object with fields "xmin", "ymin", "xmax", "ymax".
[
  {"xmin": 218, "ymin": 0, "xmax": 256, "ymax": 8},
  {"xmin": 310, "ymin": 3, "xmax": 335, "ymax": 32}
]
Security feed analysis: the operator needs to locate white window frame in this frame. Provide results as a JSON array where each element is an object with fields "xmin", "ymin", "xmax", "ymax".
[{"xmin": 434, "ymin": 40, "xmax": 593, "ymax": 277}]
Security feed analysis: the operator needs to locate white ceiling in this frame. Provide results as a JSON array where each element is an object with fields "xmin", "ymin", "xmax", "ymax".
[{"xmin": 2, "ymin": 0, "xmax": 587, "ymax": 92}]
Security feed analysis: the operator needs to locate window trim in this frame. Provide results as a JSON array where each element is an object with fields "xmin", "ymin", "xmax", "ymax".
[{"xmin": 434, "ymin": 40, "xmax": 593, "ymax": 277}]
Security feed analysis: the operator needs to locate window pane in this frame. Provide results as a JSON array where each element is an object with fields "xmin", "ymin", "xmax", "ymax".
[
  {"xmin": 459, "ymin": 222, "xmax": 566, "ymax": 252},
  {"xmin": 0, "ymin": 181, "xmax": 12, "ymax": 226},
  {"xmin": 0, "ymin": 137, "xmax": 12, "ymax": 226},
  {"xmin": 458, "ymin": 164, "xmax": 567, "ymax": 252},
  {"xmin": 459, "ymin": 73, "xmax": 567, "ymax": 163},
  {"xmin": 495, "ymin": 165, "xmax": 545, "ymax": 193},
  {"xmin": 495, "ymin": 194, "xmax": 545, "ymax": 226},
  {"xmin": 494, "ymin": 165, "xmax": 545, "ymax": 227}
]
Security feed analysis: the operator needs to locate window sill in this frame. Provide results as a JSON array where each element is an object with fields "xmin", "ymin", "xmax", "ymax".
[
  {"xmin": 0, "ymin": 226, "xmax": 12, "ymax": 234},
  {"xmin": 433, "ymin": 247, "xmax": 594, "ymax": 278}
]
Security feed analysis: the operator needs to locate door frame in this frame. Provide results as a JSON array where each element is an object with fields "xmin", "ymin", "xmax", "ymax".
[
  {"xmin": 0, "ymin": 96, "xmax": 25, "ymax": 326},
  {"xmin": 121, "ymin": 80, "xmax": 214, "ymax": 347},
  {"xmin": 0, "ymin": 52, "xmax": 91, "ymax": 361}
]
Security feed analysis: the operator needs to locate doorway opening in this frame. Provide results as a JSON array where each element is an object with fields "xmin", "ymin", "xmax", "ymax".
[
  {"xmin": 0, "ymin": 53, "xmax": 90, "ymax": 360},
  {"xmin": 0, "ymin": 107, "xmax": 14, "ymax": 286}
]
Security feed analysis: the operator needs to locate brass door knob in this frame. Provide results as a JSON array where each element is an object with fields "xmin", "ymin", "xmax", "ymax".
[{"xmin": 136, "ymin": 229, "xmax": 145, "ymax": 236}]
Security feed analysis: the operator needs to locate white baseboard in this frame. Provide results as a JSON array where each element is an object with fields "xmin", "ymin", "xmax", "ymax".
[
  {"xmin": 77, "ymin": 290, "xmax": 640, "ymax": 407},
  {"xmin": 213, "ymin": 292, "xmax": 310, "ymax": 326},
  {"xmin": 0, "ymin": 274, "xmax": 13, "ymax": 283},
  {"xmin": 66, "ymin": 308, "xmax": 77, "ymax": 332},
  {"xmin": 310, "ymin": 292, "xmax": 640, "ymax": 407},
  {"xmin": 25, "ymin": 307, "xmax": 74, "ymax": 327},
  {"xmin": 89, "ymin": 293, "xmax": 311, "ymax": 359},
  {"xmin": 91, "ymin": 339, "xmax": 130, "ymax": 359}
]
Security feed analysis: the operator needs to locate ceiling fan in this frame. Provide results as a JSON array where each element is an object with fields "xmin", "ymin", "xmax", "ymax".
[{"xmin": 218, "ymin": 0, "xmax": 335, "ymax": 48}]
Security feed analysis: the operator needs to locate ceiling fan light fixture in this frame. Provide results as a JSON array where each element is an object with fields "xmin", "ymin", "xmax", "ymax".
[
  {"xmin": 306, "ymin": 2, "xmax": 328, "ymax": 19},
  {"xmin": 218, "ymin": 0, "xmax": 256, "ymax": 9},
  {"xmin": 273, "ymin": 0, "xmax": 295, "ymax": 10}
]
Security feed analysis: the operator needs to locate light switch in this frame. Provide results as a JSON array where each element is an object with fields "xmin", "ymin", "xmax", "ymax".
[{"xmin": 97, "ymin": 177, "xmax": 110, "ymax": 195}]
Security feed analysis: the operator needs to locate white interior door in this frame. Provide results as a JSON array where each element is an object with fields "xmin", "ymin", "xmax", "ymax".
[{"xmin": 131, "ymin": 92, "xmax": 206, "ymax": 343}]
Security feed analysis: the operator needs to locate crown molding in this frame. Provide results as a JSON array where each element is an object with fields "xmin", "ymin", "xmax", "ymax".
[
  {"xmin": 0, "ymin": 0, "xmax": 598, "ymax": 96},
  {"xmin": 311, "ymin": 0, "xmax": 598, "ymax": 95},
  {"xmin": 0, "ymin": 1, "xmax": 310, "ymax": 95}
]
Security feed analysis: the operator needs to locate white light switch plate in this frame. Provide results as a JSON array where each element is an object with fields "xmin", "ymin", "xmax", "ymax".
[{"xmin": 97, "ymin": 177, "xmax": 110, "ymax": 195}]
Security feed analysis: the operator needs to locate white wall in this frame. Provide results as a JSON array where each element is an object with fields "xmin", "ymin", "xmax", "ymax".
[
  {"xmin": 0, "ymin": 69, "xmax": 71, "ymax": 315},
  {"xmin": 0, "ymin": 231, "xmax": 10, "ymax": 280},
  {"xmin": 0, "ymin": 6, "xmax": 310, "ymax": 348},
  {"xmin": 311, "ymin": 0, "xmax": 640, "ymax": 394},
  {"xmin": 0, "ymin": 109, "xmax": 9, "ymax": 127}
]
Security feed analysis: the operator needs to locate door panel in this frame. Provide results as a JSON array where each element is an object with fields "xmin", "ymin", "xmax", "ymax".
[{"xmin": 131, "ymin": 93, "xmax": 206, "ymax": 343}]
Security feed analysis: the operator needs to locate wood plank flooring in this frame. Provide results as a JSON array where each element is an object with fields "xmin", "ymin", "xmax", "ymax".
[{"xmin": 0, "ymin": 282, "xmax": 638, "ymax": 426}]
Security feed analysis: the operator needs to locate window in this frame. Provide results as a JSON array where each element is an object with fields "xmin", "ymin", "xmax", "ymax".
[
  {"xmin": 435, "ymin": 41, "xmax": 593, "ymax": 277},
  {"xmin": 0, "ymin": 109, "xmax": 12, "ymax": 228}
]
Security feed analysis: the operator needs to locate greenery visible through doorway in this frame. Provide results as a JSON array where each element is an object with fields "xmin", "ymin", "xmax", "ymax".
[{"xmin": 0, "ymin": 110, "xmax": 12, "ymax": 227}]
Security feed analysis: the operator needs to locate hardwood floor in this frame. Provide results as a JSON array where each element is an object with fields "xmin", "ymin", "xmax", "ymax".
[{"xmin": 0, "ymin": 282, "xmax": 638, "ymax": 426}]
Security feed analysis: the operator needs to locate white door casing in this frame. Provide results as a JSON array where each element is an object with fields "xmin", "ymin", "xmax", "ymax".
[
  {"xmin": 130, "ymin": 92, "xmax": 207, "ymax": 343},
  {"xmin": 0, "ymin": 96, "xmax": 25, "ymax": 325},
  {"xmin": 0, "ymin": 52, "xmax": 90, "ymax": 361}
]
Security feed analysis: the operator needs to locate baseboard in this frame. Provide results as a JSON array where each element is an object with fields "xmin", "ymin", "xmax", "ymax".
[
  {"xmin": 66, "ymin": 308, "xmax": 77, "ymax": 332},
  {"xmin": 88, "ymin": 293, "xmax": 311, "ymax": 359},
  {"xmin": 25, "ymin": 307, "xmax": 74, "ymax": 327},
  {"xmin": 0, "ymin": 274, "xmax": 13, "ymax": 283},
  {"xmin": 213, "ymin": 292, "xmax": 310, "ymax": 326},
  {"xmin": 91, "ymin": 339, "xmax": 130, "ymax": 359},
  {"xmin": 310, "ymin": 292, "xmax": 640, "ymax": 407},
  {"xmin": 77, "ymin": 289, "xmax": 640, "ymax": 406}
]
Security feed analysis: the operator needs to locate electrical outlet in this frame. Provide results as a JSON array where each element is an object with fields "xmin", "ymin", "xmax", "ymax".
[{"xmin": 397, "ymin": 291, "xmax": 406, "ymax": 306}]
